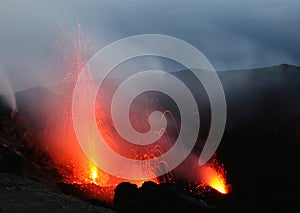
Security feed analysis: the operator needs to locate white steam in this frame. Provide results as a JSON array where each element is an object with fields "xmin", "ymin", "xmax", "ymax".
[{"xmin": 0, "ymin": 64, "xmax": 18, "ymax": 112}]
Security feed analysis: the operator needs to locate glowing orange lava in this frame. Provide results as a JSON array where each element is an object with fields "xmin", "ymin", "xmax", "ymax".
[
  {"xmin": 204, "ymin": 166, "xmax": 227, "ymax": 194},
  {"xmin": 89, "ymin": 163, "xmax": 100, "ymax": 184},
  {"xmin": 200, "ymin": 163, "xmax": 230, "ymax": 194},
  {"xmin": 41, "ymin": 24, "xmax": 162, "ymax": 204},
  {"xmin": 41, "ymin": 24, "xmax": 230, "ymax": 205}
]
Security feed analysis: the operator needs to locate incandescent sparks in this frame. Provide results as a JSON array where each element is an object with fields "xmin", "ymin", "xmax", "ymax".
[{"xmin": 41, "ymin": 24, "xmax": 231, "ymax": 203}]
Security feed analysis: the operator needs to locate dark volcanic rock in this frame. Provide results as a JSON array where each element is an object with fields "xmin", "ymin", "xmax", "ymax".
[
  {"xmin": 0, "ymin": 141, "xmax": 22, "ymax": 175},
  {"xmin": 114, "ymin": 181, "xmax": 215, "ymax": 212},
  {"xmin": 0, "ymin": 173, "xmax": 116, "ymax": 213}
]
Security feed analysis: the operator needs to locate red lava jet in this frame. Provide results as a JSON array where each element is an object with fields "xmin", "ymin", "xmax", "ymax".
[{"xmin": 39, "ymin": 24, "xmax": 231, "ymax": 205}]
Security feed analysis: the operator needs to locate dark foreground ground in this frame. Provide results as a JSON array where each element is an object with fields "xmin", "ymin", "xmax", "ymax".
[
  {"xmin": 0, "ymin": 173, "xmax": 115, "ymax": 213},
  {"xmin": 0, "ymin": 131, "xmax": 116, "ymax": 213}
]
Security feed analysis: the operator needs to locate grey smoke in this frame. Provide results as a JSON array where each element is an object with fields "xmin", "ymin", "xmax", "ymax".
[{"xmin": 0, "ymin": 0, "xmax": 299, "ymax": 92}]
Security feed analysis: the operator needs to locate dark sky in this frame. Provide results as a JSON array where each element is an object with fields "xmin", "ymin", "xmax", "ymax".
[{"xmin": 0, "ymin": 0, "xmax": 300, "ymax": 92}]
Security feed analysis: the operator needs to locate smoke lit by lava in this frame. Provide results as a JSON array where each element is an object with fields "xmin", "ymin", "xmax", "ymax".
[{"xmin": 13, "ymin": 24, "xmax": 231, "ymax": 204}]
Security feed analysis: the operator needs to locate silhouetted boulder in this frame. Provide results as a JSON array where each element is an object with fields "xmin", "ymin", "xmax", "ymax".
[
  {"xmin": 113, "ymin": 182, "xmax": 140, "ymax": 212},
  {"xmin": 114, "ymin": 181, "xmax": 215, "ymax": 212}
]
